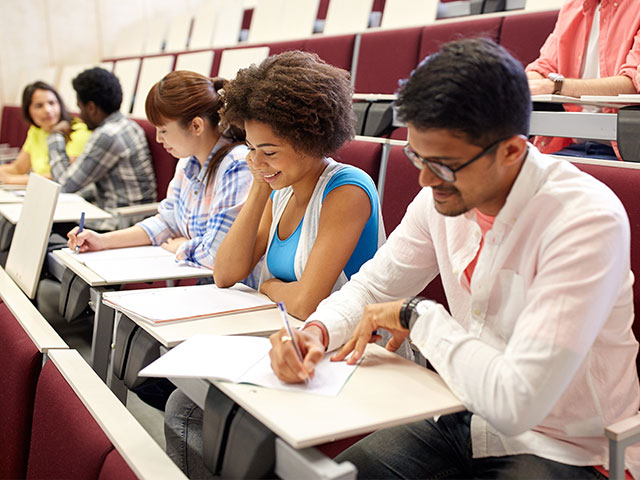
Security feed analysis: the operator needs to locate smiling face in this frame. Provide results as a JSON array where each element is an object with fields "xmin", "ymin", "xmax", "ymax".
[
  {"xmin": 244, "ymin": 120, "xmax": 322, "ymax": 190},
  {"xmin": 154, "ymin": 119, "xmax": 196, "ymax": 159},
  {"xmin": 408, "ymin": 125, "xmax": 524, "ymax": 217},
  {"xmin": 28, "ymin": 89, "xmax": 61, "ymax": 132}
]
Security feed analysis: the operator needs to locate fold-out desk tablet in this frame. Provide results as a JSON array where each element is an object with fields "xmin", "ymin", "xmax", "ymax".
[
  {"xmin": 171, "ymin": 343, "xmax": 463, "ymax": 480},
  {"xmin": 52, "ymin": 247, "xmax": 213, "ymax": 384}
]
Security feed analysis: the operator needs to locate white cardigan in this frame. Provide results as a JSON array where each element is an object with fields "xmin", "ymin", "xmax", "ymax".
[{"xmin": 259, "ymin": 159, "xmax": 385, "ymax": 291}]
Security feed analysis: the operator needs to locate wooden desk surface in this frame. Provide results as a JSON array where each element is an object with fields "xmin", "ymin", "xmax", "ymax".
[
  {"xmin": 121, "ymin": 305, "xmax": 304, "ymax": 348},
  {"xmin": 210, "ymin": 343, "xmax": 463, "ymax": 449}
]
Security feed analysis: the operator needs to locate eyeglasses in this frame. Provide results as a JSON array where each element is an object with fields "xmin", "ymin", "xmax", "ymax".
[{"xmin": 403, "ymin": 137, "xmax": 507, "ymax": 183}]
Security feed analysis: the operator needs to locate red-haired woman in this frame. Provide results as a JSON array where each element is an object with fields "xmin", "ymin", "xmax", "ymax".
[{"xmin": 67, "ymin": 70, "xmax": 252, "ymax": 270}]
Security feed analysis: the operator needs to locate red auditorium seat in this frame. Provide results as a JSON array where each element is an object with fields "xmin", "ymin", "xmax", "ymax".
[
  {"xmin": 499, "ymin": 9, "xmax": 559, "ymax": 67},
  {"xmin": 419, "ymin": 16, "xmax": 502, "ymax": 59},
  {"xmin": 382, "ymin": 145, "xmax": 448, "ymax": 309},
  {"xmin": 305, "ymin": 34, "xmax": 357, "ymax": 71},
  {"xmin": 132, "ymin": 117, "xmax": 179, "ymax": 201},
  {"xmin": 574, "ymin": 162, "xmax": 640, "ymax": 374},
  {"xmin": 335, "ymin": 139, "xmax": 383, "ymax": 185},
  {"xmin": 355, "ymin": 26, "xmax": 423, "ymax": 94},
  {"xmin": 98, "ymin": 450, "xmax": 138, "ymax": 480},
  {"xmin": 0, "ymin": 303, "xmax": 42, "ymax": 479},
  {"xmin": 25, "ymin": 360, "xmax": 134, "ymax": 479},
  {"xmin": 0, "ymin": 105, "xmax": 29, "ymax": 148}
]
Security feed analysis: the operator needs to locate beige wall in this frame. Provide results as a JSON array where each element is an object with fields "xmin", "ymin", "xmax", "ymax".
[{"xmin": 0, "ymin": 0, "xmax": 201, "ymax": 109}]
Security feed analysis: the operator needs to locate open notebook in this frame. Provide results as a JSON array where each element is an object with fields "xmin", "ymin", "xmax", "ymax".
[
  {"xmin": 139, "ymin": 334, "xmax": 359, "ymax": 396},
  {"xmin": 102, "ymin": 283, "xmax": 276, "ymax": 324},
  {"xmin": 59, "ymin": 245, "xmax": 211, "ymax": 283}
]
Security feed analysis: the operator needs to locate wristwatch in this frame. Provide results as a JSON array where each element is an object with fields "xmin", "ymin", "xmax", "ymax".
[
  {"xmin": 548, "ymin": 72, "xmax": 565, "ymax": 95},
  {"xmin": 399, "ymin": 296, "xmax": 432, "ymax": 330}
]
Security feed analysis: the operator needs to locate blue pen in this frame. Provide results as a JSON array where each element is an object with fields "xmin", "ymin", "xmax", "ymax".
[
  {"xmin": 75, "ymin": 211, "xmax": 85, "ymax": 254},
  {"xmin": 278, "ymin": 301, "xmax": 310, "ymax": 386}
]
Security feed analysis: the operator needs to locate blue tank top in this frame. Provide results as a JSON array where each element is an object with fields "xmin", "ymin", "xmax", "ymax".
[{"xmin": 266, "ymin": 166, "xmax": 380, "ymax": 282}]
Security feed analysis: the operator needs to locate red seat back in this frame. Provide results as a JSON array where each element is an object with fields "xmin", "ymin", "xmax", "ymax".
[
  {"xmin": 355, "ymin": 26, "xmax": 422, "ymax": 94},
  {"xmin": 0, "ymin": 303, "xmax": 42, "ymax": 479},
  {"xmin": 499, "ymin": 9, "xmax": 559, "ymax": 67},
  {"xmin": 382, "ymin": 145, "xmax": 448, "ymax": 308},
  {"xmin": 574, "ymin": 162, "xmax": 640, "ymax": 374},
  {"xmin": 419, "ymin": 16, "xmax": 502, "ymax": 60},
  {"xmin": 0, "ymin": 106, "xmax": 29, "ymax": 148},
  {"xmin": 26, "ymin": 361, "xmax": 115, "ymax": 479},
  {"xmin": 335, "ymin": 139, "xmax": 383, "ymax": 186},
  {"xmin": 132, "ymin": 118, "xmax": 178, "ymax": 201},
  {"xmin": 98, "ymin": 450, "xmax": 138, "ymax": 480},
  {"xmin": 500, "ymin": 10, "xmax": 558, "ymax": 67},
  {"xmin": 305, "ymin": 34, "xmax": 357, "ymax": 71}
]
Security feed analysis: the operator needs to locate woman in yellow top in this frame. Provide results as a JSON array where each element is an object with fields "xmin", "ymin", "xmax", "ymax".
[{"xmin": 0, "ymin": 81, "xmax": 91, "ymax": 184}]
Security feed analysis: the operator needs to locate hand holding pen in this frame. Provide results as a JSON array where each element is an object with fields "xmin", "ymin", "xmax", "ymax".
[
  {"xmin": 74, "ymin": 211, "xmax": 85, "ymax": 253},
  {"xmin": 269, "ymin": 302, "xmax": 325, "ymax": 384}
]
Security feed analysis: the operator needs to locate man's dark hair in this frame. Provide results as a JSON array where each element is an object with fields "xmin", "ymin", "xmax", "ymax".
[
  {"xmin": 395, "ymin": 38, "xmax": 531, "ymax": 146},
  {"xmin": 72, "ymin": 67, "xmax": 123, "ymax": 115}
]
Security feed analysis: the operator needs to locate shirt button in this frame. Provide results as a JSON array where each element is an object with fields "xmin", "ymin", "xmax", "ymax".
[{"xmin": 473, "ymin": 308, "xmax": 482, "ymax": 316}]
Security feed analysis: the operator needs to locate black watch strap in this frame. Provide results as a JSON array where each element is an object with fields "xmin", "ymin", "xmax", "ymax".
[{"xmin": 400, "ymin": 296, "xmax": 426, "ymax": 330}]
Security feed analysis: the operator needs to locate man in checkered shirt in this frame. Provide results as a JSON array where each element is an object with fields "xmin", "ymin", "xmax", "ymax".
[{"xmin": 47, "ymin": 67, "xmax": 156, "ymax": 230}]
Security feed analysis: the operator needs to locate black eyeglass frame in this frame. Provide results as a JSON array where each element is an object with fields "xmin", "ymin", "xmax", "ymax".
[{"xmin": 403, "ymin": 137, "xmax": 509, "ymax": 183}]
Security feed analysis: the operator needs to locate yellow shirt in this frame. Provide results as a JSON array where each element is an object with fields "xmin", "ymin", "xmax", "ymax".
[{"xmin": 21, "ymin": 120, "xmax": 91, "ymax": 175}]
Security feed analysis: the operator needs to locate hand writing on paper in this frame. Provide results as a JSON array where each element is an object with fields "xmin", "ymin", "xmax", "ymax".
[
  {"xmin": 161, "ymin": 236, "xmax": 188, "ymax": 253},
  {"xmin": 67, "ymin": 227, "xmax": 105, "ymax": 253},
  {"xmin": 269, "ymin": 326, "xmax": 325, "ymax": 384},
  {"xmin": 332, "ymin": 299, "xmax": 408, "ymax": 365}
]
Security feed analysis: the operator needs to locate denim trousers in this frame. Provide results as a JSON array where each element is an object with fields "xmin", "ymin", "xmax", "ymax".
[
  {"xmin": 335, "ymin": 411, "xmax": 607, "ymax": 479},
  {"xmin": 164, "ymin": 389, "xmax": 213, "ymax": 479}
]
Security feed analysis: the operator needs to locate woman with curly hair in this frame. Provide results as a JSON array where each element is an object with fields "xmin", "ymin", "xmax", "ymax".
[
  {"xmin": 164, "ymin": 51, "xmax": 385, "ymax": 477},
  {"xmin": 214, "ymin": 50, "xmax": 384, "ymax": 319}
]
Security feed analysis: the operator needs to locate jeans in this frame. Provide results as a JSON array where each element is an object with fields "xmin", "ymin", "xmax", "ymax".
[
  {"xmin": 164, "ymin": 389, "xmax": 213, "ymax": 479},
  {"xmin": 335, "ymin": 411, "xmax": 607, "ymax": 479}
]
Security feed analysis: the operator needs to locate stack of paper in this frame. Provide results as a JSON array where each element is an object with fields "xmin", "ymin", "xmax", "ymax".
[
  {"xmin": 139, "ymin": 334, "xmax": 359, "ymax": 396},
  {"xmin": 102, "ymin": 283, "xmax": 276, "ymax": 324}
]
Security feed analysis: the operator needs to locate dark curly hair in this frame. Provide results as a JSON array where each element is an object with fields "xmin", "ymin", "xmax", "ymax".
[
  {"xmin": 72, "ymin": 67, "xmax": 123, "ymax": 115},
  {"xmin": 220, "ymin": 50, "xmax": 356, "ymax": 158}
]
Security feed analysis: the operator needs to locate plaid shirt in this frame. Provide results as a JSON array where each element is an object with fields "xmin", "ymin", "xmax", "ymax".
[
  {"xmin": 137, "ymin": 138, "xmax": 251, "ymax": 269},
  {"xmin": 47, "ymin": 111, "xmax": 156, "ymax": 230}
]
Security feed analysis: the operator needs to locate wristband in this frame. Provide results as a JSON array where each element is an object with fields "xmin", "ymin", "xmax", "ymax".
[{"xmin": 304, "ymin": 321, "xmax": 327, "ymax": 349}]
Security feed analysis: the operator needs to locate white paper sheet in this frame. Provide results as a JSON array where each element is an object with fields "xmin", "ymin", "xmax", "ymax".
[{"xmin": 139, "ymin": 334, "xmax": 359, "ymax": 396}]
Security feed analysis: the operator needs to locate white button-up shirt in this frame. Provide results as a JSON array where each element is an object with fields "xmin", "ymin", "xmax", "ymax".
[{"xmin": 309, "ymin": 145, "xmax": 640, "ymax": 476}]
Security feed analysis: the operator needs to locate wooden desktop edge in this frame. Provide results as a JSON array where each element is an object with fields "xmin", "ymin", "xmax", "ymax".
[
  {"xmin": 109, "ymin": 305, "xmax": 304, "ymax": 348},
  {"xmin": 205, "ymin": 343, "xmax": 464, "ymax": 450},
  {"xmin": 0, "ymin": 266, "xmax": 68, "ymax": 352}
]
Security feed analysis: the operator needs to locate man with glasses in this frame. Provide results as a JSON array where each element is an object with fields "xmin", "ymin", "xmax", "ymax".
[{"xmin": 268, "ymin": 38, "xmax": 639, "ymax": 478}]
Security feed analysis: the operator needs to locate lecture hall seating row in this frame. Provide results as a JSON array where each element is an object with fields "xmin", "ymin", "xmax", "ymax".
[
  {"xmin": 0, "ymin": 266, "xmax": 185, "ymax": 480},
  {"xmin": 0, "ymin": 6, "xmax": 560, "ymax": 194}
]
